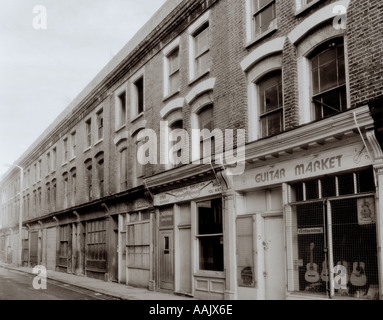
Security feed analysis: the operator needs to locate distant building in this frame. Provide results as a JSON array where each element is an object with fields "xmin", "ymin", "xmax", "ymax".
[{"xmin": 0, "ymin": 0, "xmax": 382, "ymax": 300}]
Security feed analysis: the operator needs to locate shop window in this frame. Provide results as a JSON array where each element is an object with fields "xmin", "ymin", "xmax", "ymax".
[
  {"xmin": 59, "ymin": 225, "xmax": 70, "ymax": 267},
  {"xmin": 86, "ymin": 220, "xmax": 107, "ymax": 269},
  {"xmin": 287, "ymin": 168, "xmax": 379, "ymax": 299},
  {"xmin": 311, "ymin": 39, "xmax": 347, "ymax": 120},
  {"xmin": 258, "ymin": 71, "xmax": 283, "ymax": 138},
  {"xmin": 251, "ymin": 0, "xmax": 277, "ymax": 39},
  {"xmin": 197, "ymin": 198, "xmax": 223, "ymax": 272},
  {"xmin": 237, "ymin": 216, "xmax": 256, "ymax": 287},
  {"xmin": 127, "ymin": 213, "xmax": 150, "ymax": 270}
]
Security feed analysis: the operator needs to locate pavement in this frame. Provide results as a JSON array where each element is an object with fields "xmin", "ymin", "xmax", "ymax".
[{"xmin": 0, "ymin": 262, "xmax": 196, "ymax": 300}]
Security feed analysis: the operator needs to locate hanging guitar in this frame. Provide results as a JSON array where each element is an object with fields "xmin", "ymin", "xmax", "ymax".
[
  {"xmin": 305, "ymin": 243, "xmax": 320, "ymax": 283},
  {"xmin": 350, "ymin": 261, "xmax": 367, "ymax": 287},
  {"xmin": 321, "ymin": 260, "xmax": 329, "ymax": 282}
]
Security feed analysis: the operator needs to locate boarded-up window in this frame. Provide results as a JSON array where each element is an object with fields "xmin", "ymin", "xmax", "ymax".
[
  {"xmin": 236, "ymin": 216, "xmax": 256, "ymax": 287},
  {"xmin": 59, "ymin": 225, "xmax": 70, "ymax": 267},
  {"xmin": 127, "ymin": 222, "xmax": 150, "ymax": 270}
]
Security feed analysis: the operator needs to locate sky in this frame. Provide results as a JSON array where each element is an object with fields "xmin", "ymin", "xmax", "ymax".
[{"xmin": 0, "ymin": 0, "xmax": 167, "ymax": 178}]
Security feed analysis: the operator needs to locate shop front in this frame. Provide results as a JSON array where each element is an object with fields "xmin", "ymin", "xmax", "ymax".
[
  {"xmin": 153, "ymin": 179, "xmax": 226, "ymax": 299},
  {"xmin": 233, "ymin": 134, "xmax": 382, "ymax": 300}
]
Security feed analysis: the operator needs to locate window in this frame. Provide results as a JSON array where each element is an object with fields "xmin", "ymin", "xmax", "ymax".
[
  {"xmin": 37, "ymin": 159, "xmax": 41, "ymax": 181},
  {"xmin": 120, "ymin": 148, "xmax": 128, "ymax": 191},
  {"xmin": 193, "ymin": 23, "xmax": 211, "ymax": 77},
  {"xmin": 63, "ymin": 137, "xmax": 68, "ymax": 163},
  {"xmin": 133, "ymin": 77, "xmax": 144, "ymax": 116},
  {"xmin": 85, "ymin": 118, "xmax": 92, "ymax": 148},
  {"xmin": 169, "ymin": 120, "xmax": 184, "ymax": 168},
  {"xmin": 46, "ymin": 152, "xmax": 51, "ymax": 175},
  {"xmin": 135, "ymin": 138, "xmax": 145, "ymax": 179},
  {"xmin": 63, "ymin": 172, "xmax": 68, "ymax": 208},
  {"xmin": 52, "ymin": 179, "xmax": 57, "ymax": 211},
  {"xmin": 85, "ymin": 160, "xmax": 92, "ymax": 201},
  {"xmin": 37, "ymin": 187, "xmax": 41, "ymax": 213},
  {"xmin": 52, "ymin": 147, "xmax": 57, "ymax": 172},
  {"xmin": 251, "ymin": 0, "xmax": 277, "ymax": 38},
  {"xmin": 167, "ymin": 48, "xmax": 180, "ymax": 95},
  {"xmin": 198, "ymin": 105, "xmax": 215, "ymax": 159},
  {"xmin": 70, "ymin": 168, "xmax": 76, "ymax": 207},
  {"xmin": 96, "ymin": 154, "xmax": 104, "ymax": 198},
  {"xmin": 197, "ymin": 198, "xmax": 223, "ymax": 271},
  {"xmin": 46, "ymin": 182, "xmax": 50, "ymax": 211},
  {"xmin": 287, "ymin": 168, "xmax": 378, "ymax": 299},
  {"xmin": 97, "ymin": 109, "xmax": 104, "ymax": 141},
  {"xmin": 258, "ymin": 71, "xmax": 283, "ymax": 137},
  {"xmin": 311, "ymin": 39, "xmax": 346, "ymax": 120},
  {"xmin": 116, "ymin": 91, "xmax": 127, "ymax": 128},
  {"xmin": 70, "ymin": 131, "xmax": 76, "ymax": 159}
]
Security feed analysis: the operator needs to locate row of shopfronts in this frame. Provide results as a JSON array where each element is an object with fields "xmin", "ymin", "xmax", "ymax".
[{"xmin": 2, "ymin": 106, "xmax": 383, "ymax": 300}]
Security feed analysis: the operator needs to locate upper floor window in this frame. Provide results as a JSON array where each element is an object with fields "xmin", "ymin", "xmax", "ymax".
[
  {"xmin": 85, "ymin": 159, "xmax": 93, "ymax": 201},
  {"xmin": 96, "ymin": 109, "xmax": 104, "ymax": 141},
  {"xmin": 63, "ymin": 137, "xmax": 68, "ymax": 163},
  {"xmin": 85, "ymin": 118, "xmax": 92, "ymax": 148},
  {"xmin": 310, "ymin": 39, "xmax": 346, "ymax": 120},
  {"xmin": 193, "ymin": 23, "xmax": 211, "ymax": 78},
  {"xmin": 46, "ymin": 152, "xmax": 51, "ymax": 176},
  {"xmin": 251, "ymin": 0, "xmax": 277, "ymax": 39},
  {"xmin": 70, "ymin": 131, "xmax": 76, "ymax": 159},
  {"xmin": 119, "ymin": 147, "xmax": 128, "ymax": 191},
  {"xmin": 169, "ymin": 120, "xmax": 184, "ymax": 169},
  {"xmin": 258, "ymin": 71, "xmax": 284, "ymax": 138},
  {"xmin": 96, "ymin": 153, "xmax": 104, "ymax": 198},
  {"xmin": 70, "ymin": 168, "xmax": 76, "ymax": 207},
  {"xmin": 62, "ymin": 172, "xmax": 68, "ymax": 208},
  {"xmin": 198, "ymin": 105, "xmax": 215, "ymax": 159},
  {"xmin": 167, "ymin": 48, "xmax": 180, "ymax": 96},
  {"xmin": 133, "ymin": 77, "xmax": 144, "ymax": 117},
  {"xmin": 116, "ymin": 90, "xmax": 127, "ymax": 129},
  {"xmin": 52, "ymin": 147, "xmax": 57, "ymax": 172}
]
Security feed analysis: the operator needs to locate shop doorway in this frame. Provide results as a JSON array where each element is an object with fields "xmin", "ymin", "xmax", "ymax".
[
  {"xmin": 159, "ymin": 230, "xmax": 174, "ymax": 290},
  {"xmin": 264, "ymin": 215, "xmax": 285, "ymax": 300}
]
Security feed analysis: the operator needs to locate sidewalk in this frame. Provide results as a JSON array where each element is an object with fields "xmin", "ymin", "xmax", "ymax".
[{"xmin": 0, "ymin": 262, "xmax": 196, "ymax": 300}]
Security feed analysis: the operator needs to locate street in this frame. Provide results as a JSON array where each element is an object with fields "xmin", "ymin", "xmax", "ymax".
[{"xmin": 0, "ymin": 267, "xmax": 118, "ymax": 300}]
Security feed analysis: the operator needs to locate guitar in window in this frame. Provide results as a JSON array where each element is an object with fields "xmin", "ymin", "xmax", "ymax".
[
  {"xmin": 305, "ymin": 243, "xmax": 320, "ymax": 283},
  {"xmin": 350, "ymin": 261, "xmax": 367, "ymax": 287}
]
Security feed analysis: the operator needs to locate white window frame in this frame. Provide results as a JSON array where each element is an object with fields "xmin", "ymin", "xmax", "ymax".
[
  {"xmin": 245, "ymin": 0, "xmax": 277, "ymax": 45},
  {"xmin": 96, "ymin": 107, "xmax": 104, "ymax": 143},
  {"xmin": 188, "ymin": 10, "xmax": 210, "ymax": 82},
  {"xmin": 163, "ymin": 37, "xmax": 181, "ymax": 98},
  {"xmin": 295, "ymin": 0, "xmax": 323, "ymax": 15}
]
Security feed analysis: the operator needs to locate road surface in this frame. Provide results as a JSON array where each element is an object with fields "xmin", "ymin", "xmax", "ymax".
[{"xmin": 0, "ymin": 267, "xmax": 118, "ymax": 300}]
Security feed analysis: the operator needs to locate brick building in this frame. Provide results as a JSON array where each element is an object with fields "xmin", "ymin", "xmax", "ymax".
[{"xmin": 0, "ymin": 0, "xmax": 382, "ymax": 300}]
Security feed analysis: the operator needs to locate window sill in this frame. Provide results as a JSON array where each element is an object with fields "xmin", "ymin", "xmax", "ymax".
[
  {"xmin": 131, "ymin": 112, "xmax": 144, "ymax": 123},
  {"xmin": 115, "ymin": 124, "xmax": 126, "ymax": 134},
  {"xmin": 69, "ymin": 156, "xmax": 76, "ymax": 163},
  {"xmin": 83, "ymin": 146, "xmax": 91, "ymax": 153},
  {"xmin": 61, "ymin": 162, "xmax": 68, "ymax": 168},
  {"xmin": 163, "ymin": 89, "xmax": 181, "ymax": 103},
  {"xmin": 94, "ymin": 139, "xmax": 103, "ymax": 147},
  {"xmin": 295, "ymin": 0, "xmax": 323, "ymax": 16},
  {"xmin": 188, "ymin": 69, "xmax": 210, "ymax": 87},
  {"xmin": 194, "ymin": 271, "xmax": 225, "ymax": 279},
  {"xmin": 245, "ymin": 25, "xmax": 278, "ymax": 49}
]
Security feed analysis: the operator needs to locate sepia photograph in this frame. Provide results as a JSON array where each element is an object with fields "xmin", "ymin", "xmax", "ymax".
[{"xmin": 0, "ymin": 0, "xmax": 382, "ymax": 313}]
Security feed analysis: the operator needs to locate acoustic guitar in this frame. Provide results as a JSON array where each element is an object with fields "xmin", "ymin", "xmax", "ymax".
[
  {"xmin": 305, "ymin": 243, "xmax": 320, "ymax": 283},
  {"xmin": 321, "ymin": 260, "xmax": 329, "ymax": 282},
  {"xmin": 350, "ymin": 261, "xmax": 367, "ymax": 287}
]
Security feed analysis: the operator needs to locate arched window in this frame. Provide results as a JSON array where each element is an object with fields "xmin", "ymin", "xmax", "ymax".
[
  {"xmin": 310, "ymin": 38, "xmax": 346, "ymax": 120},
  {"xmin": 257, "ymin": 70, "xmax": 283, "ymax": 138}
]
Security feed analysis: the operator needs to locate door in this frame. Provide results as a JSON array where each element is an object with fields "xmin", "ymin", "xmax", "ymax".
[
  {"xmin": 30, "ymin": 231, "xmax": 39, "ymax": 267},
  {"xmin": 46, "ymin": 227, "xmax": 56, "ymax": 270},
  {"xmin": 159, "ymin": 230, "xmax": 174, "ymax": 290},
  {"xmin": 264, "ymin": 215, "xmax": 286, "ymax": 300}
]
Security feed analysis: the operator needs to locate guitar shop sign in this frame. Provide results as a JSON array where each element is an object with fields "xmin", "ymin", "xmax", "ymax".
[
  {"xmin": 234, "ymin": 142, "xmax": 371, "ymax": 190},
  {"xmin": 154, "ymin": 180, "xmax": 222, "ymax": 206}
]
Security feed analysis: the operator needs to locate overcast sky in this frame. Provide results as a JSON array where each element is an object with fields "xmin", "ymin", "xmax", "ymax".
[{"xmin": 0, "ymin": 0, "xmax": 167, "ymax": 178}]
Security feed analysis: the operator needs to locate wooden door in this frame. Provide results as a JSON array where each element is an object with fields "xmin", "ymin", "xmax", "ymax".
[{"xmin": 159, "ymin": 230, "xmax": 174, "ymax": 290}]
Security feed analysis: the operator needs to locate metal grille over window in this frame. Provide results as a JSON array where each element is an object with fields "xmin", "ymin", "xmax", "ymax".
[
  {"xmin": 236, "ymin": 216, "xmax": 256, "ymax": 287},
  {"xmin": 286, "ymin": 168, "xmax": 379, "ymax": 299}
]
